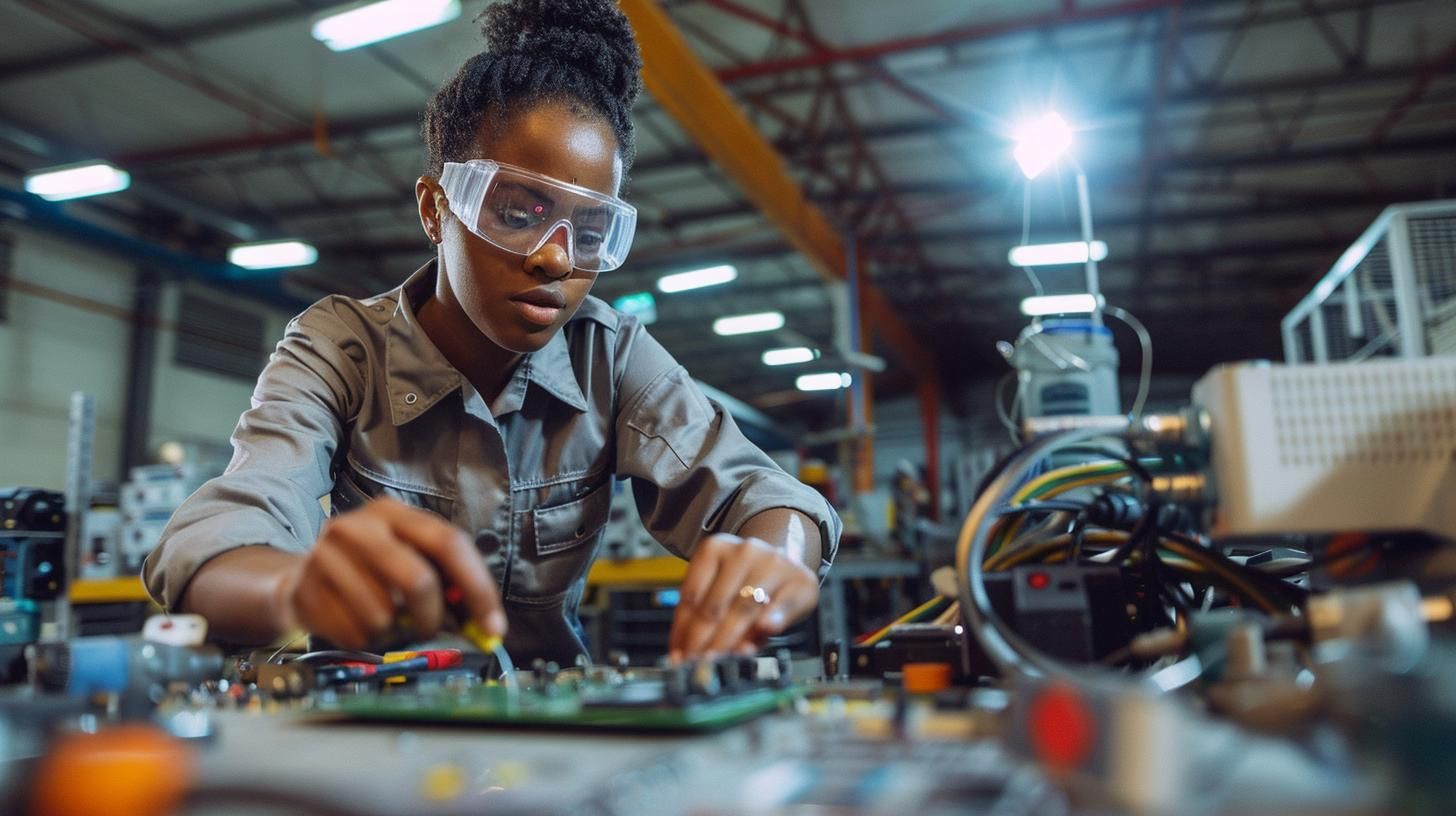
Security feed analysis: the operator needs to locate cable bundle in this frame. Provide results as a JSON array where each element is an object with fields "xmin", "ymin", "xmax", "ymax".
[{"xmin": 956, "ymin": 426, "xmax": 1309, "ymax": 681}]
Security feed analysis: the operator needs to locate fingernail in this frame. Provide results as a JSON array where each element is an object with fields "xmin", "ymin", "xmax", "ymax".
[
  {"xmin": 669, "ymin": 650, "xmax": 681, "ymax": 664},
  {"xmin": 766, "ymin": 610, "xmax": 786, "ymax": 629},
  {"xmin": 487, "ymin": 610, "xmax": 507, "ymax": 636}
]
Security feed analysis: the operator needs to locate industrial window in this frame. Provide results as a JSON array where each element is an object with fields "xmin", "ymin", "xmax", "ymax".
[{"xmin": 173, "ymin": 290, "xmax": 266, "ymax": 380}]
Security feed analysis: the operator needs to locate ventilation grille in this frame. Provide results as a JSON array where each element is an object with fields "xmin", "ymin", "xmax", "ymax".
[
  {"xmin": 1414, "ymin": 214, "xmax": 1456, "ymax": 355},
  {"xmin": 174, "ymin": 291, "xmax": 266, "ymax": 380},
  {"xmin": 1283, "ymin": 204, "xmax": 1456, "ymax": 363},
  {"xmin": 1271, "ymin": 361, "xmax": 1456, "ymax": 467},
  {"xmin": 1325, "ymin": 239, "xmax": 1400, "ymax": 363}
]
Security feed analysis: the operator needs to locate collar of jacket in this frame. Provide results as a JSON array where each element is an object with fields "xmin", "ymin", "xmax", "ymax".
[{"xmin": 383, "ymin": 260, "xmax": 589, "ymax": 426}]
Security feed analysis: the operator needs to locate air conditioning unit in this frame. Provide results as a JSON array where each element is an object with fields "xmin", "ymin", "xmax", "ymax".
[{"xmin": 1282, "ymin": 200, "xmax": 1456, "ymax": 364}]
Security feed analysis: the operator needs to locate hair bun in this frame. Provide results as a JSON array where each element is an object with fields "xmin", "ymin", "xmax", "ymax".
[{"xmin": 481, "ymin": 0, "xmax": 642, "ymax": 109}]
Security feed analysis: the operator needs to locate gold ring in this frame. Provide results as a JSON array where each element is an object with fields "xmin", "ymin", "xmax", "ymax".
[{"xmin": 739, "ymin": 585, "xmax": 770, "ymax": 605}]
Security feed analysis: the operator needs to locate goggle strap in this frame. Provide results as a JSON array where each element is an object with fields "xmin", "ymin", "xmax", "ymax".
[{"xmin": 440, "ymin": 162, "xmax": 492, "ymax": 228}]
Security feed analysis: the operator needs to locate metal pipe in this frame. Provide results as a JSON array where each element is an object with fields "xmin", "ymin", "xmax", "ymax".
[
  {"xmin": 58, "ymin": 392, "xmax": 96, "ymax": 642},
  {"xmin": 1075, "ymin": 166, "xmax": 1104, "ymax": 326}
]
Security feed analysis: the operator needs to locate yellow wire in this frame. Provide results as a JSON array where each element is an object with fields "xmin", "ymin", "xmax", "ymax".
[
  {"xmin": 1038, "ymin": 473, "xmax": 1127, "ymax": 498},
  {"xmin": 1157, "ymin": 538, "xmax": 1283, "ymax": 615},
  {"xmin": 987, "ymin": 531, "xmax": 1129, "ymax": 571},
  {"xmin": 1001, "ymin": 466, "xmax": 1135, "ymax": 547},
  {"xmin": 859, "ymin": 595, "xmax": 946, "ymax": 647},
  {"xmin": 1009, "ymin": 461, "xmax": 1127, "ymax": 505},
  {"xmin": 931, "ymin": 602, "xmax": 961, "ymax": 626}
]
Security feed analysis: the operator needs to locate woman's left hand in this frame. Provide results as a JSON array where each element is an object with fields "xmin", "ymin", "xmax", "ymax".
[{"xmin": 667, "ymin": 533, "xmax": 819, "ymax": 662}]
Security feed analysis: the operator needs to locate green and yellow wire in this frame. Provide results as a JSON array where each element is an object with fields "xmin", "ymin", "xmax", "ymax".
[
  {"xmin": 986, "ymin": 461, "xmax": 1132, "ymax": 561},
  {"xmin": 856, "ymin": 595, "xmax": 949, "ymax": 647}
]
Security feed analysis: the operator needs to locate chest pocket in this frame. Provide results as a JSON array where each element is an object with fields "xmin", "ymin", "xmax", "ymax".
[
  {"xmin": 330, "ymin": 459, "xmax": 455, "ymax": 520},
  {"xmin": 507, "ymin": 478, "xmax": 612, "ymax": 603},
  {"xmin": 535, "ymin": 479, "xmax": 613, "ymax": 556}
]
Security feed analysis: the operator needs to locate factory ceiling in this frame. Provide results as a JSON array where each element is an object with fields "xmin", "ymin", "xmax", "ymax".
[{"xmin": 1, "ymin": 0, "xmax": 1453, "ymax": 419}]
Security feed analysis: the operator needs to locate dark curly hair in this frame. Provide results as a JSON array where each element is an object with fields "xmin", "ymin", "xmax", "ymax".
[{"xmin": 422, "ymin": 0, "xmax": 643, "ymax": 182}]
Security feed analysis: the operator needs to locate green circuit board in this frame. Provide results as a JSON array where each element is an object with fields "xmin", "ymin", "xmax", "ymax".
[{"xmin": 315, "ymin": 682, "xmax": 800, "ymax": 732}]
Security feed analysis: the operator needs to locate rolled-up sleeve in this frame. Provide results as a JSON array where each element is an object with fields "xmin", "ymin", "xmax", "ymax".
[
  {"xmin": 613, "ymin": 327, "xmax": 840, "ymax": 581},
  {"xmin": 142, "ymin": 304, "xmax": 368, "ymax": 610}
]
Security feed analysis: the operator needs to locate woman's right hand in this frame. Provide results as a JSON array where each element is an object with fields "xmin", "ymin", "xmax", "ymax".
[{"xmin": 274, "ymin": 496, "xmax": 506, "ymax": 650}]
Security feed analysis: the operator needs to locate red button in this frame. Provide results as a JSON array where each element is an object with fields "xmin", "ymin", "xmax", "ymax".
[
  {"xmin": 1029, "ymin": 682, "xmax": 1095, "ymax": 770},
  {"xmin": 1027, "ymin": 570, "xmax": 1051, "ymax": 590}
]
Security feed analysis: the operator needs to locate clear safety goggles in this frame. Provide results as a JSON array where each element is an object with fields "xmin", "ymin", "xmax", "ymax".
[{"xmin": 439, "ymin": 159, "xmax": 637, "ymax": 273}]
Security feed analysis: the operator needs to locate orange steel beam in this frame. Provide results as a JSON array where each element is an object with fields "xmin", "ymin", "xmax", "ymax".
[
  {"xmin": 853, "ymin": 286, "xmax": 876, "ymax": 496},
  {"xmin": 619, "ymin": 0, "xmax": 939, "ymax": 392}
]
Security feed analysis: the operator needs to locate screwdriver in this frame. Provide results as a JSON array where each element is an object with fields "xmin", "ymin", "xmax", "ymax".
[
  {"xmin": 444, "ymin": 530, "xmax": 507, "ymax": 655},
  {"xmin": 387, "ymin": 532, "xmax": 513, "ymax": 681},
  {"xmin": 385, "ymin": 527, "xmax": 506, "ymax": 654},
  {"xmin": 443, "ymin": 582, "xmax": 516, "ymax": 685},
  {"xmin": 391, "ymin": 581, "xmax": 500, "ymax": 653},
  {"xmin": 442, "ymin": 582, "xmax": 502, "ymax": 655}
]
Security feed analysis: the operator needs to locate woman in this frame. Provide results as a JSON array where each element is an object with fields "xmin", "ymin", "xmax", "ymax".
[{"xmin": 144, "ymin": 0, "xmax": 840, "ymax": 666}]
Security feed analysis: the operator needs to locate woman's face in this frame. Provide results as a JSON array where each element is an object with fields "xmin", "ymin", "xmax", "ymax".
[{"xmin": 420, "ymin": 101, "xmax": 621, "ymax": 353}]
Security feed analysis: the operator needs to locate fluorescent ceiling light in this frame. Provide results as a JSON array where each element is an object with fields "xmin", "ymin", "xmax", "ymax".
[
  {"xmin": 1009, "ymin": 240, "xmax": 1108, "ymax": 267},
  {"xmin": 713, "ymin": 311, "xmax": 784, "ymax": 336},
  {"xmin": 657, "ymin": 264, "xmax": 737, "ymax": 293},
  {"xmin": 311, "ymin": 0, "xmax": 460, "ymax": 51},
  {"xmin": 796, "ymin": 372, "xmax": 853, "ymax": 392},
  {"xmin": 611, "ymin": 291, "xmax": 658, "ymax": 324},
  {"xmin": 762, "ymin": 346, "xmax": 818, "ymax": 366},
  {"xmin": 229, "ymin": 240, "xmax": 319, "ymax": 270},
  {"xmin": 1021, "ymin": 293, "xmax": 1102, "ymax": 317},
  {"xmin": 1012, "ymin": 112, "xmax": 1073, "ymax": 179},
  {"xmin": 24, "ymin": 161, "xmax": 131, "ymax": 201}
]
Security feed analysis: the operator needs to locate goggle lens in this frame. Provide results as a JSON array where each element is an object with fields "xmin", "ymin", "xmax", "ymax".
[{"xmin": 440, "ymin": 161, "xmax": 636, "ymax": 272}]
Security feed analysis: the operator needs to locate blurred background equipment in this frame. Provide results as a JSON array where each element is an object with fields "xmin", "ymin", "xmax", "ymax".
[
  {"xmin": 1283, "ymin": 200, "xmax": 1456, "ymax": 364},
  {"xmin": 0, "ymin": 487, "xmax": 66, "ymax": 602},
  {"xmin": 1009, "ymin": 319, "xmax": 1122, "ymax": 419},
  {"xmin": 116, "ymin": 462, "xmax": 212, "ymax": 574},
  {"xmin": 1193, "ymin": 357, "xmax": 1456, "ymax": 543}
]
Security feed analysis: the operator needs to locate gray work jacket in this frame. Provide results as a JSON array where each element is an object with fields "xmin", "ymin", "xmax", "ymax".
[{"xmin": 143, "ymin": 261, "xmax": 841, "ymax": 664}]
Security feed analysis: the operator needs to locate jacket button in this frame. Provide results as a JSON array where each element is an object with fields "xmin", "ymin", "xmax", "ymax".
[{"xmin": 404, "ymin": 393, "xmax": 418, "ymax": 405}]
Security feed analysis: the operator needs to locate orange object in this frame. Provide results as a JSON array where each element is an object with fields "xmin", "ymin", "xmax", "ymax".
[
  {"xmin": 31, "ymin": 724, "xmax": 192, "ymax": 816},
  {"xmin": 1326, "ymin": 533, "xmax": 1380, "ymax": 579},
  {"xmin": 902, "ymin": 662, "xmax": 953, "ymax": 694}
]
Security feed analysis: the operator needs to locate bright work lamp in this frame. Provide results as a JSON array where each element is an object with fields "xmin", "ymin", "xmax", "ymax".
[
  {"xmin": 24, "ymin": 161, "xmax": 131, "ymax": 201},
  {"xmin": 1011, "ymin": 111, "xmax": 1102, "ymax": 324}
]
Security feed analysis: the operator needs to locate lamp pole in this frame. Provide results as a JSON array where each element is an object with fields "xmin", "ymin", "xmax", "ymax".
[{"xmin": 1072, "ymin": 161, "xmax": 1103, "ymax": 327}]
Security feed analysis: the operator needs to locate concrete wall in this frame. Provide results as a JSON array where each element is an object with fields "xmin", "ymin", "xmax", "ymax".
[
  {"xmin": 148, "ymin": 283, "xmax": 290, "ymax": 456},
  {"xmin": 0, "ymin": 225, "xmax": 290, "ymax": 492},
  {"xmin": 0, "ymin": 228, "xmax": 136, "ymax": 489}
]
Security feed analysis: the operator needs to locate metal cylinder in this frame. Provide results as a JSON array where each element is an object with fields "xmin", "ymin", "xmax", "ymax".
[
  {"xmin": 1149, "ymin": 473, "xmax": 1209, "ymax": 506},
  {"xmin": 1224, "ymin": 623, "xmax": 1267, "ymax": 681}
]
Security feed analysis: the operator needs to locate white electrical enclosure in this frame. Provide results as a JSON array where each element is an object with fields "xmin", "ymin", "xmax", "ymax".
[{"xmin": 1196, "ymin": 358, "xmax": 1456, "ymax": 540}]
